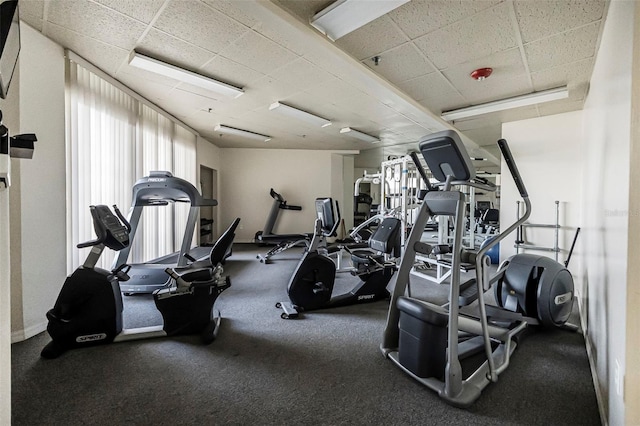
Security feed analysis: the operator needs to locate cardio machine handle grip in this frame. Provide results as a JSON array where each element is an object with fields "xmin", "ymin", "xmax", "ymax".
[
  {"xmin": 112, "ymin": 204, "xmax": 132, "ymax": 233},
  {"xmin": 498, "ymin": 139, "xmax": 528, "ymax": 198},
  {"xmin": 282, "ymin": 204, "xmax": 302, "ymax": 211}
]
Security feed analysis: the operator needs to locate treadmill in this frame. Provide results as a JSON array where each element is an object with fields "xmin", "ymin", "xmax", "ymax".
[
  {"xmin": 114, "ymin": 171, "xmax": 217, "ymax": 294},
  {"xmin": 255, "ymin": 188, "xmax": 311, "ymax": 263}
]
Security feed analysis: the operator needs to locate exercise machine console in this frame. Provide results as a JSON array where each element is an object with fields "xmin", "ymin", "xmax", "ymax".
[{"xmin": 114, "ymin": 171, "xmax": 218, "ymax": 295}]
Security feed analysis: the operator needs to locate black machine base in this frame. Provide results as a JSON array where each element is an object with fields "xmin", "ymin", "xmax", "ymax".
[{"xmin": 154, "ymin": 276, "xmax": 231, "ymax": 341}]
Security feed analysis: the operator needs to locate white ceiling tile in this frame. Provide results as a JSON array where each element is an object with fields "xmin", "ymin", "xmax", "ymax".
[
  {"xmin": 524, "ymin": 22, "xmax": 601, "ymax": 72},
  {"xmin": 244, "ymin": 75, "xmax": 303, "ymax": 105},
  {"xmin": 362, "ymin": 43, "xmax": 435, "ymax": 84},
  {"xmin": 46, "ymin": 23, "xmax": 130, "ymax": 75},
  {"xmin": 21, "ymin": 0, "xmax": 47, "ymax": 32},
  {"xmin": 303, "ymin": 77, "xmax": 366, "ymax": 105},
  {"xmin": 28, "ymin": 0, "xmax": 609, "ymax": 153},
  {"xmin": 201, "ymin": 56, "xmax": 266, "ymax": 89},
  {"xmin": 116, "ymin": 70, "xmax": 178, "ymax": 103},
  {"xmin": 46, "ymin": 0, "xmax": 146, "ymax": 50},
  {"xmin": 514, "ymin": 0, "xmax": 606, "ymax": 43},
  {"xmin": 19, "ymin": 0, "xmax": 44, "ymax": 20},
  {"xmin": 335, "ymin": 15, "xmax": 409, "ymax": 61},
  {"xmin": 268, "ymin": 58, "xmax": 335, "ymax": 92},
  {"xmin": 397, "ymin": 72, "xmax": 462, "ymax": 106},
  {"xmin": 136, "ymin": 29, "xmax": 215, "ymax": 70},
  {"xmin": 414, "ymin": 3, "xmax": 517, "ymax": 70},
  {"xmin": 153, "ymin": 0, "xmax": 248, "ymax": 54},
  {"xmin": 202, "ymin": 0, "xmax": 260, "ymax": 28},
  {"xmin": 163, "ymin": 87, "xmax": 220, "ymax": 111},
  {"xmin": 94, "ymin": 0, "xmax": 165, "ymax": 24},
  {"xmin": 389, "ymin": 0, "xmax": 502, "ymax": 40},
  {"xmin": 531, "ymin": 58, "xmax": 593, "ymax": 91},
  {"xmin": 344, "ymin": 93, "xmax": 399, "ymax": 122},
  {"xmin": 220, "ymin": 31, "xmax": 300, "ymax": 75},
  {"xmin": 443, "ymin": 48, "xmax": 531, "ymax": 105}
]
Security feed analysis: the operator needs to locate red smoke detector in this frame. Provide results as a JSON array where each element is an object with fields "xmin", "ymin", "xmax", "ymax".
[{"xmin": 470, "ymin": 67, "xmax": 493, "ymax": 81}]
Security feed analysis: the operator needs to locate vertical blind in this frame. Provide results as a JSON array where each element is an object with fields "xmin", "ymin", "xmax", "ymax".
[{"xmin": 66, "ymin": 60, "xmax": 197, "ymax": 271}]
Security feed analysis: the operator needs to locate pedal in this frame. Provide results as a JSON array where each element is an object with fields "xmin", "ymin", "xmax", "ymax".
[
  {"xmin": 276, "ymin": 301, "xmax": 300, "ymax": 319},
  {"xmin": 458, "ymin": 278, "xmax": 479, "ymax": 306}
]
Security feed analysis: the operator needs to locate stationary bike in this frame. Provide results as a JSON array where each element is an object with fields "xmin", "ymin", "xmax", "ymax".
[
  {"xmin": 41, "ymin": 205, "xmax": 233, "ymax": 358},
  {"xmin": 278, "ymin": 197, "xmax": 401, "ymax": 319}
]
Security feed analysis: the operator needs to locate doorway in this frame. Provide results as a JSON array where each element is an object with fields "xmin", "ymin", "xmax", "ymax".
[{"xmin": 199, "ymin": 165, "xmax": 218, "ymax": 245}]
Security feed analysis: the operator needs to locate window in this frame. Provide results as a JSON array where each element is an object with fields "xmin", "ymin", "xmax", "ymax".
[{"xmin": 66, "ymin": 58, "xmax": 197, "ymax": 271}]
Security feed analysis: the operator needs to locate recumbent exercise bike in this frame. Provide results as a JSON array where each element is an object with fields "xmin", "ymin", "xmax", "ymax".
[
  {"xmin": 41, "ymin": 204, "xmax": 238, "ymax": 358},
  {"xmin": 278, "ymin": 197, "xmax": 401, "ymax": 319}
]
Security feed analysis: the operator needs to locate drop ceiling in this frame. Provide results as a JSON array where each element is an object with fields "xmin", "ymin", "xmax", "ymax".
[{"xmin": 18, "ymin": 0, "xmax": 608, "ymax": 173}]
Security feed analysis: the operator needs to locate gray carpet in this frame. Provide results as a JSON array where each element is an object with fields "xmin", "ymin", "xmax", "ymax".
[{"xmin": 12, "ymin": 244, "xmax": 601, "ymax": 425}]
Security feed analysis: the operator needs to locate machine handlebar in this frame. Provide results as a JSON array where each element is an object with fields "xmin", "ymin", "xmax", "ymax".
[{"xmin": 498, "ymin": 139, "xmax": 528, "ymax": 198}]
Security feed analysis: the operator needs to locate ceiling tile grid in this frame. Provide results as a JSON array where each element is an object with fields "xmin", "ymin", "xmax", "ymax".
[
  {"xmin": 442, "ymin": 48, "xmax": 530, "ymax": 104},
  {"xmin": 387, "ymin": 0, "xmax": 503, "ymax": 40},
  {"xmin": 397, "ymin": 72, "xmax": 465, "ymax": 110},
  {"xmin": 134, "ymin": 28, "xmax": 217, "ymax": 71},
  {"xmin": 362, "ymin": 43, "xmax": 436, "ymax": 84},
  {"xmin": 200, "ymin": 55, "xmax": 266, "ymax": 89},
  {"xmin": 16, "ymin": 0, "xmax": 611, "ymax": 168},
  {"xmin": 531, "ymin": 58, "xmax": 594, "ymax": 92},
  {"xmin": 46, "ymin": 0, "xmax": 147, "ymax": 51},
  {"xmin": 413, "ymin": 3, "xmax": 518, "ymax": 70},
  {"xmin": 523, "ymin": 22, "xmax": 603, "ymax": 72},
  {"xmin": 513, "ymin": 0, "xmax": 606, "ymax": 43},
  {"xmin": 45, "ymin": 23, "xmax": 130, "ymax": 76},
  {"xmin": 93, "ymin": 0, "xmax": 166, "ymax": 24},
  {"xmin": 217, "ymin": 30, "xmax": 300, "ymax": 76},
  {"xmin": 152, "ymin": 0, "xmax": 248, "ymax": 54},
  {"xmin": 335, "ymin": 15, "xmax": 409, "ymax": 60}
]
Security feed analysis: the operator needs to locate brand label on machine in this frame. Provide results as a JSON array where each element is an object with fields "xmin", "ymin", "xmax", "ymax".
[
  {"xmin": 148, "ymin": 178, "xmax": 166, "ymax": 182},
  {"xmin": 76, "ymin": 333, "xmax": 107, "ymax": 343},
  {"xmin": 358, "ymin": 294, "xmax": 376, "ymax": 301},
  {"xmin": 554, "ymin": 292, "xmax": 572, "ymax": 305}
]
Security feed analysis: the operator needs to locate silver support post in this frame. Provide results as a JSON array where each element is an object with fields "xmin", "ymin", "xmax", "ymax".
[
  {"xmin": 443, "ymin": 199, "xmax": 465, "ymax": 398},
  {"xmin": 554, "ymin": 200, "xmax": 560, "ymax": 261}
]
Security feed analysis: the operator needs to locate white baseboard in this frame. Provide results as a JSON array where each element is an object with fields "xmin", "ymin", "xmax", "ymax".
[
  {"xmin": 11, "ymin": 321, "xmax": 46, "ymax": 343},
  {"xmin": 576, "ymin": 294, "xmax": 608, "ymax": 425}
]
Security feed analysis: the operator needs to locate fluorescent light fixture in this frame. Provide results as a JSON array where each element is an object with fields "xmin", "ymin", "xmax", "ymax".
[
  {"xmin": 269, "ymin": 102, "xmax": 332, "ymax": 127},
  {"xmin": 128, "ymin": 51, "xmax": 244, "ymax": 98},
  {"xmin": 214, "ymin": 124, "xmax": 272, "ymax": 142},
  {"xmin": 441, "ymin": 86, "xmax": 569, "ymax": 121},
  {"xmin": 310, "ymin": 0, "xmax": 410, "ymax": 41},
  {"xmin": 340, "ymin": 127, "xmax": 379, "ymax": 143}
]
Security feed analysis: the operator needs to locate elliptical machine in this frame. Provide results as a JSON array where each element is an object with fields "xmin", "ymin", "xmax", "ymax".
[
  {"xmin": 278, "ymin": 197, "xmax": 401, "ymax": 319},
  {"xmin": 380, "ymin": 130, "xmax": 575, "ymax": 407},
  {"xmin": 41, "ymin": 205, "xmax": 234, "ymax": 359}
]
